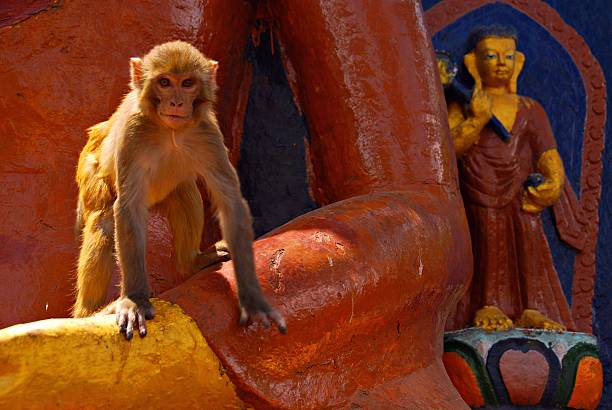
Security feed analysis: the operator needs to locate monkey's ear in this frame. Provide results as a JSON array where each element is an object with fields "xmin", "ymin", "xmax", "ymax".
[
  {"xmin": 130, "ymin": 57, "xmax": 144, "ymax": 90},
  {"xmin": 208, "ymin": 60, "xmax": 219, "ymax": 82}
]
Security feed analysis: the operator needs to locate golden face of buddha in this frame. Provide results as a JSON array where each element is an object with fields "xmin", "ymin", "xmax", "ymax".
[{"xmin": 474, "ymin": 37, "xmax": 517, "ymax": 88}]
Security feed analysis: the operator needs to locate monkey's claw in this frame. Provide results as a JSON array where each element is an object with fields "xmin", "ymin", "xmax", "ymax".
[
  {"xmin": 104, "ymin": 297, "xmax": 155, "ymax": 340},
  {"xmin": 240, "ymin": 306, "xmax": 287, "ymax": 334}
]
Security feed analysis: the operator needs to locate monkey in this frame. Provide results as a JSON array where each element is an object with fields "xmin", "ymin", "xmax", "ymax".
[{"xmin": 74, "ymin": 41, "xmax": 286, "ymax": 339}]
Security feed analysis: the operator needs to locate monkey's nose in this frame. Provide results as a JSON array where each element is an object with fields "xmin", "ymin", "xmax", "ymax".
[{"xmin": 170, "ymin": 101, "xmax": 184, "ymax": 107}]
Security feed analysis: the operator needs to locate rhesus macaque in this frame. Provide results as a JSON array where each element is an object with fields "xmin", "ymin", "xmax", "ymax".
[{"xmin": 74, "ymin": 41, "xmax": 286, "ymax": 339}]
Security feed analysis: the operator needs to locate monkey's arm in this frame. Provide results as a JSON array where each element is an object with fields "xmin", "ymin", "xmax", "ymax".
[
  {"xmin": 197, "ymin": 131, "xmax": 286, "ymax": 333},
  {"xmin": 109, "ymin": 128, "xmax": 154, "ymax": 339}
]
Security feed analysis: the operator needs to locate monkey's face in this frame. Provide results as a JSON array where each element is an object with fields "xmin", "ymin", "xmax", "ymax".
[{"xmin": 152, "ymin": 73, "xmax": 201, "ymax": 130}]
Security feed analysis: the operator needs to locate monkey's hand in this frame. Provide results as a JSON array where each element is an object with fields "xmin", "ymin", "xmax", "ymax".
[
  {"xmin": 239, "ymin": 293, "xmax": 287, "ymax": 335},
  {"xmin": 100, "ymin": 296, "xmax": 155, "ymax": 340}
]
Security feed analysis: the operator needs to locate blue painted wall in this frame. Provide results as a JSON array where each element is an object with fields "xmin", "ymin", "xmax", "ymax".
[{"xmin": 422, "ymin": 1, "xmax": 611, "ymax": 407}]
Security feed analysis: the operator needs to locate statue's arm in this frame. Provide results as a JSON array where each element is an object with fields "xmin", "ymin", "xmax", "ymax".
[
  {"xmin": 449, "ymin": 89, "xmax": 492, "ymax": 156},
  {"xmin": 522, "ymin": 101, "xmax": 565, "ymax": 213},
  {"xmin": 522, "ymin": 148, "xmax": 565, "ymax": 213}
]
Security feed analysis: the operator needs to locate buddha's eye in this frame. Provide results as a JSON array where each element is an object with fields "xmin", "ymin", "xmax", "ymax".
[
  {"xmin": 158, "ymin": 78, "xmax": 170, "ymax": 87},
  {"xmin": 506, "ymin": 54, "xmax": 514, "ymax": 60},
  {"xmin": 485, "ymin": 53, "xmax": 496, "ymax": 60}
]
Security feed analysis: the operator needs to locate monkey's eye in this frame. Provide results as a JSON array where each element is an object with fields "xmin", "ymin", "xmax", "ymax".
[
  {"xmin": 158, "ymin": 78, "xmax": 171, "ymax": 87},
  {"xmin": 182, "ymin": 78, "xmax": 194, "ymax": 87}
]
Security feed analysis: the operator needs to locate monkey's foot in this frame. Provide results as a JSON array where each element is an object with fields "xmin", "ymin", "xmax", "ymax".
[
  {"xmin": 212, "ymin": 239, "xmax": 229, "ymax": 252},
  {"xmin": 516, "ymin": 309, "xmax": 566, "ymax": 331},
  {"xmin": 196, "ymin": 240, "xmax": 230, "ymax": 271},
  {"xmin": 239, "ymin": 305, "xmax": 287, "ymax": 335},
  {"xmin": 473, "ymin": 305, "xmax": 514, "ymax": 331}
]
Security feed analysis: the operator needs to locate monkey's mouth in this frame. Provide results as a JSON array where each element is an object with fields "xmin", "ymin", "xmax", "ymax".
[
  {"xmin": 161, "ymin": 113, "xmax": 190, "ymax": 120},
  {"xmin": 160, "ymin": 113, "xmax": 192, "ymax": 128}
]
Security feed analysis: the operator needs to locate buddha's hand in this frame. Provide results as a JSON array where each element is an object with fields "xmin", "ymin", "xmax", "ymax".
[
  {"xmin": 470, "ymin": 87, "xmax": 492, "ymax": 123},
  {"xmin": 522, "ymin": 149, "xmax": 565, "ymax": 213},
  {"xmin": 522, "ymin": 182, "xmax": 556, "ymax": 213}
]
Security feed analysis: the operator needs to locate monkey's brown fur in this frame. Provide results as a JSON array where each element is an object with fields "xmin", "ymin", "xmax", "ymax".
[{"xmin": 74, "ymin": 41, "xmax": 285, "ymax": 339}]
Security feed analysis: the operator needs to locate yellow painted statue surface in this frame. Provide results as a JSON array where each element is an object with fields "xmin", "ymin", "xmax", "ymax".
[
  {"xmin": 444, "ymin": 31, "xmax": 573, "ymax": 332},
  {"xmin": 0, "ymin": 300, "xmax": 245, "ymax": 409}
]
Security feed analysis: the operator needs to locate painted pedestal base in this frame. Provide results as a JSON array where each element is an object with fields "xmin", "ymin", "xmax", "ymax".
[{"xmin": 443, "ymin": 328, "xmax": 602, "ymax": 409}]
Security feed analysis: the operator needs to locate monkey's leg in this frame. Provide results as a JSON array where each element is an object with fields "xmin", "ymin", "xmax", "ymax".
[
  {"xmin": 73, "ymin": 210, "xmax": 114, "ymax": 317},
  {"xmin": 196, "ymin": 136, "xmax": 286, "ymax": 332},
  {"xmin": 161, "ymin": 181, "xmax": 228, "ymax": 274}
]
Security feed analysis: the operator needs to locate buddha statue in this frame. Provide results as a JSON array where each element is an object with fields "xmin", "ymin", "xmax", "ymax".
[{"xmin": 445, "ymin": 25, "xmax": 574, "ymax": 332}]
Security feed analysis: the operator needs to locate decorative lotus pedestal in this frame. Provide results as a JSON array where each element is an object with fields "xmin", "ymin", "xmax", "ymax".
[{"xmin": 443, "ymin": 328, "xmax": 603, "ymax": 409}]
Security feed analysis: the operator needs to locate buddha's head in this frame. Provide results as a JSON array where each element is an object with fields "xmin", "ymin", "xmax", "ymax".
[{"xmin": 464, "ymin": 25, "xmax": 524, "ymax": 93}]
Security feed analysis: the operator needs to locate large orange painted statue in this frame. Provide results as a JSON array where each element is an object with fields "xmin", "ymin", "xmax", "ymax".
[
  {"xmin": 443, "ymin": 26, "xmax": 574, "ymax": 332},
  {"xmin": 0, "ymin": 1, "xmax": 472, "ymax": 408}
]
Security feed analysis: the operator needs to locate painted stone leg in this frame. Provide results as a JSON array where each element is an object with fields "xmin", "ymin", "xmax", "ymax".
[
  {"xmin": 161, "ymin": 190, "xmax": 471, "ymax": 408},
  {"xmin": 0, "ymin": 190, "xmax": 471, "ymax": 409}
]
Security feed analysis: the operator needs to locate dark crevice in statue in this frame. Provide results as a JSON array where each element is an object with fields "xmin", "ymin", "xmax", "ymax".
[
  {"xmin": 441, "ymin": 25, "xmax": 585, "ymax": 332},
  {"xmin": 238, "ymin": 28, "xmax": 318, "ymax": 238}
]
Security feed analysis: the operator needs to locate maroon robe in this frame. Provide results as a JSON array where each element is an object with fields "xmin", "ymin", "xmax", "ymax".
[{"xmin": 449, "ymin": 97, "xmax": 576, "ymax": 330}]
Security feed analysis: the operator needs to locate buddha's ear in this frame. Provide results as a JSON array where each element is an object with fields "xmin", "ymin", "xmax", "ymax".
[
  {"xmin": 464, "ymin": 52, "xmax": 482, "ymax": 89},
  {"xmin": 509, "ymin": 51, "xmax": 525, "ymax": 94}
]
